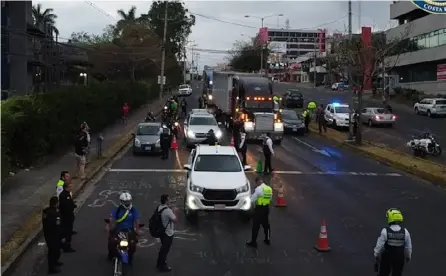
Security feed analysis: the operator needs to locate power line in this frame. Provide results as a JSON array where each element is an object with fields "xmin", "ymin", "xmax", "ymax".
[
  {"xmin": 189, "ymin": 12, "xmax": 256, "ymax": 29},
  {"xmin": 84, "ymin": 1, "xmax": 117, "ymax": 22}
]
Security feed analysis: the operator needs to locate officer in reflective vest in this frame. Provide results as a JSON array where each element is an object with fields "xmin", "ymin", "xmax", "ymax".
[
  {"xmin": 373, "ymin": 208, "xmax": 412, "ymax": 276},
  {"xmin": 246, "ymin": 177, "xmax": 273, "ymax": 248},
  {"xmin": 56, "ymin": 171, "xmax": 70, "ymax": 197},
  {"xmin": 302, "ymin": 109, "xmax": 311, "ymax": 133}
]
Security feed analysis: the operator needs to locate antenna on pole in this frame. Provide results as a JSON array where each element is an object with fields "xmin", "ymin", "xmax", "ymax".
[{"xmin": 285, "ymin": 19, "xmax": 290, "ymax": 29}]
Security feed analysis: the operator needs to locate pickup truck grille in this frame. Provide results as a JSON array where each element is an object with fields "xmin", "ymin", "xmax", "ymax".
[
  {"xmin": 195, "ymin": 133, "xmax": 207, "ymax": 138},
  {"xmin": 254, "ymin": 114, "xmax": 274, "ymax": 132},
  {"xmin": 202, "ymin": 189, "xmax": 237, "ymax": 200}
]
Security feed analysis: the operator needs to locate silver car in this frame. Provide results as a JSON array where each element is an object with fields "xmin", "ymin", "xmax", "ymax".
[
  {"xmin": 132, "ymin": 122, "xmax": 163, "ymax": 154},
  {"xmin": 360, "ymin": 107, "xmax": 396, "ymax": 127},
  {"xmin": 183, "ymin": 113, "xmax": 222, "ymax": 148}
]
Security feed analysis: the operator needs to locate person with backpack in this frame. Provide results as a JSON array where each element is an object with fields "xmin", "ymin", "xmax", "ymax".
[
  {"xmin": 149, "ymin": 194, "xmax": 177, "ymax": 272},
  {"xmin": 105, "ymin": 192, "xmax": 141, "ymax": 264}
]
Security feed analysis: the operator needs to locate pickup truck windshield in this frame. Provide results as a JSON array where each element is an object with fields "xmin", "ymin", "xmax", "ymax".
[
  {"xmin": 194, "ymin": 155, "xmax": 242, "ymax": 172},
  {"xmin": 190, "ymin": 117, "xmax": 217, "ymax": 125},
  {"xmin": 335, "ymin": 106, "xmax": 351, "ymax": 114},
  {"xmin": 137, "ymin": 125, "xmax": 160, "ymax": 135}
]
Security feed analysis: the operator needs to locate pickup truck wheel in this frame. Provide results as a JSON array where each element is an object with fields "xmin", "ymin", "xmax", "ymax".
[
  {"xmin": 427, "ymin": 110, "xmax": 432, "ymax": 117},
  {"xmin": 368, "ymin": 120, "xmax": 373, "ymax": 127},
  {"xmin": 415, "ymin": 107, "xmax": 420, "ymax": 115}
]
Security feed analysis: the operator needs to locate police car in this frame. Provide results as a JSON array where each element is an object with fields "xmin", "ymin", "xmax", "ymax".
[
  {"xmin": 324, "ymin": 102, "xmax": 353, "ymax": 128},
  {"xmin": 182, "ymin": 145, "xmax": 253, "ymax": 221}
]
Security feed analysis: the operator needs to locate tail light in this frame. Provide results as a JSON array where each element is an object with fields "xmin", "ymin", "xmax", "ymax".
[
  {"xmin": 374, "ymin": 115, "xmax": 380, "ymax": 120},
  {"xmin": 392, "ymin": 115, "xmax": 396, "ymax": 120}
]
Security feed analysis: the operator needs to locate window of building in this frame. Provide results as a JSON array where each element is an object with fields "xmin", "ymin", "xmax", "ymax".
[
  {"xmin": 439, "ymin": 29, "xmax": 446, "ymax": 46},
  {"xmin": 302, "ymin": 33, "xmax": 308, "ymax": 38},
  {"xmin": 417, "ymin": 35, "xmax": 427, "ymax": 48},
  {"xmin": 290, "ymin": 32, "xmax": 296, "ymax": 37},
  {"xmin": 429, "ymin": 31, "xmax": 439, "ymax": 48}
]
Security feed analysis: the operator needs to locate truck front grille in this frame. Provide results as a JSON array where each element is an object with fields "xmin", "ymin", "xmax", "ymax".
[
  {"xmin": 202, "ymin": 189, "xmax": 237, "ymax": 200},
  {"xmin": 254, "ymin": 114, "xmax": 274, "ymax": 132}
]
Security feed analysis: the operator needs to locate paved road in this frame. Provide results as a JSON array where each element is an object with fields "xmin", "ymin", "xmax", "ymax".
[
  {"xmin": 8, "ymin": 81, "xmax": 446, "ymax": 276},
  {"xmin": 274, "ymin": 82, "xmax": 446, "ymax": 164}
]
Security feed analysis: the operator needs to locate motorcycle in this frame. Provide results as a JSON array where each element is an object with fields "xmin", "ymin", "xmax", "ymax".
[
  {"xmin": 406, "ymin": 133, "xmax": 442, "ymax": 157},
  {"xmin": 104, "ymin": 219, "xmax": 144, "ymax": 276}
]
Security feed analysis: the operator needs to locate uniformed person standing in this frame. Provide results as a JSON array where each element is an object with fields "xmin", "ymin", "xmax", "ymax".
[
  {"xmin": 374, "ymin": 208, "xmax": 412, "ymax": 276},
  {"xmin": 58, "ymin": 183, "xmax": 76, "ymax": 252},
  {"xmin": 204, "ymin": 129, "xmax": 218, "ymax": 145},
  {"xmin": 42, "ymin": 196, "xmax": 63, "ymax": 274},
  {"xmin": 262, "ymin": 133, "xmax": 275, "ymax": 174},
  {"xmin": 198, "ymin": 95, "xmax": 204, "ymax": 109},
  {"xmin": 56, "ymin": 171, "xmax": 70, "ymax": 197},
  {"xmin": 160, "ymin": 126, "xmax": 171, "ymax": 160},
  {"xmin": 302, "ymin": 109, "xmax": 311, "ymax": 133},
  {"xmin": 239, "ymin": 128, "xmax": 247, "ymax": 166},
  {"xmin": 246, "ymin": 177, "xmax": 273, "ymax": 248}
]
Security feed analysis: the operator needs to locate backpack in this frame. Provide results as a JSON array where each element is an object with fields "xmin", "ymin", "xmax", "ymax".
[{"xmin": 148, "ymin": 206, "xmax": 168, "ymax": 238}]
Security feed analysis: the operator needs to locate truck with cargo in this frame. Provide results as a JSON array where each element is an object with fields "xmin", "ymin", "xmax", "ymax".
[{"xmin": 210, "ymin": 71, "xmax": 283, "ymax": 144}]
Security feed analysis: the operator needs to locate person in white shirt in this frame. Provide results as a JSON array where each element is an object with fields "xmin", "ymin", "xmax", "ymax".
[
  {"xmin": 239, "ymin": 128, "xmax": 247, "ymax": 165},
  {"xmin": 262, "ymin": 133, "xmax": 275, "ymax": 173},
  {"xmin": 157, "ymin": 194, "xmax": 177, "ymax": 272},
  {"xmin": 374, "ymin": 208, "xmax": 412, "ymax": 276}
]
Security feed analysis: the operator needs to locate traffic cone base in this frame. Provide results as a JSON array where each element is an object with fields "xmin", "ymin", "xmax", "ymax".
[
  {"xmin": 256, "ymin": 160, "xmax": 263, "ymax": 173},
  {"xmin": 171, "ymin": 136, "xmax": 178, "ymax": 149},
  {"xmin": 314, "ymin": 220, "xmax": 331, "ymax": 252},
  {"xmin": 275, "ymin": 185, "xmax": 287, "ymax": 207}
]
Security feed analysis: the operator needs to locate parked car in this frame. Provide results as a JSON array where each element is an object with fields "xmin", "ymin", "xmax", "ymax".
[
  {"xmin": 360, "ymin": 107, "xmax": 396, "ymax": 127},
  {"xmin": 178, "ymin": 84, "xmax": 192, "ymax": 96},
  {"xmin": 282, "ymin": 89, "xmax": 304, "ymax": 108},
  {"xmin": 413, "ymin": 98, "xmax": 446, "ymax": 117},
  {"xmin": 132, "ymin": 122, "xmax": 162, "ymax": 155},
  {"xmin": 282, "ymin": 109, "xmax": 305, "ymax": 134},
  {"xmin": 324, "ymin": 102, "xmax": 352, "ymax": 128}
]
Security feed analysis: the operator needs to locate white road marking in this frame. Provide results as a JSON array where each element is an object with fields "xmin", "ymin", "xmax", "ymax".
[
  {"xmin": 292, "ymin": 137, "xmax": 331, "ymax": 157},
  {"xmin": 108, "ymin": 168, "xmax": 401, "ymax": 176}
]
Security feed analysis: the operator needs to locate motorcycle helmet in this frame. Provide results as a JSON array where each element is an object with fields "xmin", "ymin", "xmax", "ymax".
[
  {"xmin": 386, "ymin": 208, "xmax": 403, "ymax": 224},
  {"xmin": 119, "ymin": 192, "xmax": 132, "ymax": 210}
]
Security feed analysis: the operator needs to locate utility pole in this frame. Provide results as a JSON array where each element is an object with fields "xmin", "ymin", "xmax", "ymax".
[
  {"xmin": 159, "ymin": 2, "xmax": 168, "ymax": 100},
  {"xmin": 347, "ymin": 0, "xmax": 354, "ymax": 141},
  {"xmin": 260, "ymin": 18, "xmax": 264, "ymax": 76},
  {"xmin": 183, "ymin": 45, "xmax": 187, "ymax": 84},
  {"xmin": 313, "ymin": 47, "xmax": 317, "ymax": 88}
]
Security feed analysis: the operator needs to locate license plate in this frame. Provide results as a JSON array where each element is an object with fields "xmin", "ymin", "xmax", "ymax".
[
  {"xmin": 144, "ymin": 146, "xmax": 151, "ymax": 151},
  {"xmin": 292, "ymin": 127, "xmax": 297, "ymax": 131},
  {"xmin": 214, "ymin": 204, "xmax": 225, "ymax": 209}
]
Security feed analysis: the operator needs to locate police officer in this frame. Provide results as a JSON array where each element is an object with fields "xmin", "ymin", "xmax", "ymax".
[
  {"xmin": 262, "ymin": 133, "xmax": 275, "ymax": 174},
  {"xmin": 302, "ymin": 108, "xmax": 311, "ymax": 133},
  {"xmin": 58, "ymin": 182, "xmax": 76, "ymax": 252},
  {"xmin": 316, "ymin": 104, "xmax": 327, "ymax": 134},
  {"xmin": 246, "ymin": 177, "xmax": 272, "ymax": 248},
  {"xmin": 180, "ymin": 98, "xmax": 188, "ymax": 117},
  {"xmin": 204, "ymin": 129, "xmax": 218, "ymax": 145},
  {"xmin": 239, "ymin": 128, "xmax": 247, "ymax": 166},
  {"xmin": 160, "ymin": 126, "xmax": 171, "ymax": 160},
  {"xmin": 198, "ymin": 95, "xmax": 204, "ymax": 109},
  {"xmin": 56, "ymin": 171, "xmax": 70, "ymax": 197},
  {"xmin": 374, "ymin": 208, "xmax": 412, "ymax": 276},
  {"xmin": 42, "ymin": 196, "xmax": 63, "ymax": 274}
]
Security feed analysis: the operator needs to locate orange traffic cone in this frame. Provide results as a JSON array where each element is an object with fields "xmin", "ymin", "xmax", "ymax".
[
  {"xmin": 314, "ymin": 220, "xmax": 331, "ymax": 252},
  {"xmin": 230, "ymin": 136, "xmax": 235, "ymax": 146},
  {"xmin": 171, "ymin": 136, "xmax": 178, "ymax": 149},
  {"xmin": 275, "ymin": 185, "xmax": 287, "ymax": 207}
]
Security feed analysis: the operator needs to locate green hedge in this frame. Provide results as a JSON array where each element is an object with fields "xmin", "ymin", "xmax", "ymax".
[{"xmin": 1, "ymin": 82, "xmax": 158, "ymax": 177}]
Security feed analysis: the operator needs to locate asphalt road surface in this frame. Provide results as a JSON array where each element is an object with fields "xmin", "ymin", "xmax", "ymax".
[
  {"xmin": 8, "ymin": 80, "xmax": 446, "ymax": 276},
  {"xmin": 274, "ymin": 82, "xmax": 446, "ymax": 164}
]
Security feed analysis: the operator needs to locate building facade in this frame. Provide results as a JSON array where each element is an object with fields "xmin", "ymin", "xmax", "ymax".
[{"xmin": 385, "ymin": 1, "xmax": 446, "ymax": 95}]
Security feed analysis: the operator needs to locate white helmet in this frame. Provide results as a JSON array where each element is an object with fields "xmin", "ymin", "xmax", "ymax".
[{"xmin": 119, "ymin": 192, "xmax": 132, "ymax": 210}]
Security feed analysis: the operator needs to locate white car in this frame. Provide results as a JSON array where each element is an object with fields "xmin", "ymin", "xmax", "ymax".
[
  {"xmin": 183, "ymin": 112, "xmax": 222, "ymax": 147},
  {"xmin": 414, "ymin": 98, "xmax": 446, "ymax": 117},
  {"xmin": 183, "ymin": 145, "xmax": 253, "ymax": 221},
  {"xmin": 178, "ymin": 84, "xmax": 192, "ymax": 96},
  {"xmin": 324, "ymin": 103, "xmax": 353, "ymax": 128}
]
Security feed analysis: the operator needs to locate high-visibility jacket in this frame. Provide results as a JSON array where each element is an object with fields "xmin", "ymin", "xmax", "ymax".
[
  {"xmin": 56, "ymin": 180, "xmax": 64, "ymax": 197},
  {"xmin": 308, "ymin": 101, "xmax": 316, "ymax": 109},
  {"xmin": 256, "ymin": 184, "xmax": 273, "ymax": 206}
]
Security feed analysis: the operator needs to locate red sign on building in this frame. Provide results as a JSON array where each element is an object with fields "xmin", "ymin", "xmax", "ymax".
[{"xmin": 437, "ymin": 64, "xmax": 446, "ymax": 81}]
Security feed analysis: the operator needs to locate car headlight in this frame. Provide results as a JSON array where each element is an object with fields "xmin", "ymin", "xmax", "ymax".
[
  {"xmin": 208, "ymin": 95, "xmax": 213, "ymax": 100},
  {"xmin": 174, "ymin": 122, "xmax": 179, "ymax": 127},
  {"xmin": 244, "ymin": 121, "xmax": 254, "ymax": 130},
  {"xmin": 187, "ymin": 130, "xmax": 195, "ymax": 137},
  {"xmin": 134, "ymin": 138, "xmax": 141, "ymax": 146},
  {"xmin": 274, "ymin": 122, "xmax": 284, "ymax": 131},
  {"xmin": 119, "ymin": 240, "xmax": 129, "ymax": 247},
  {"xmin": 236, "ymin": 182, "xmax": 250, "ymax": 193},
  {"xmin": 190, "ymin": 183, "xmax": 204, "ymax": 193},
  {"xmin": 215, "ymin": 130, "xmax": 222, "ymax": 139},
  {"xmin": 164, "ymin": 106, "xmax": 168, "ymax": 110}
]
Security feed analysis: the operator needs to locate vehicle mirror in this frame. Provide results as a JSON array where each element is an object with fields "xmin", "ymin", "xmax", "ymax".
[
  {"xmin": 104, "ymin": 218, "xmax": 111, "ymax": 224},
  {"xmin": 183, "ymin": 164, "xmax": 192, "ymax": 170},
  {"xmin": 244, "ymin": 165, "xmax": 252, "ymax": 171},
  {"xmin": 138, "ymin": 224, "xmax": 145, "ymax": 228}
]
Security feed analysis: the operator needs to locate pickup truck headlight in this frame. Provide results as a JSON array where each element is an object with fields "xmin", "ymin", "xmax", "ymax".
[
  {"xmin": 236, "ymin": 182, "xmax": 250, "ymax": 193},
  {"xmin": 215, "ymin": 130, "xmax": 222, "ymax": 138},
  {"xmin": 274, "ymin": 122, "xmax": 284, "ymax": 131},
  {"xmin": 189, "ymin": 183, "xmax": 204, "ymax": 193},
  {"xmin": 244, "ymin": 121, "xmax": 254, "ymax": 130},
  {"xmin": 174, "ymin": 122, "xmax": 179, "ymax": 127},
  {"xmin": 208, "ymin": 95, "xmax": 213, "ymax": 100},
  {"xmin": 134, "ymin": 138, "xmax": 141, "ymax": 146},
  {"xmin": 187, "ymin": 130, "xmax": 195, "ymax": 137},
  {"xmin": 164, "ymin": 106, "xmax": 168, "ymax": 110}
]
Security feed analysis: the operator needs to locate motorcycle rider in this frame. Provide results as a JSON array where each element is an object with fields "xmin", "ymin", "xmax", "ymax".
[
  {"xmin": 160, "ymin": 126, "xmax": 171, "ymax": 160},
  {"xmin": 180, "ymin": 98, "xmax": 188, "ymax": 117},
  {"xmin": 204, "ymin": 129, "xmax": 218, "ymax": 145},
  {"xmin": 145, "ymin": 111, "xmax": 156, "ymax": 122},
  {"xmin": 105, "ymin": 192, "xmax": 141, "ymax": 264},
  {"xmin": 169, "ymin": 98, "xmax": 178, "ymax": 117}
]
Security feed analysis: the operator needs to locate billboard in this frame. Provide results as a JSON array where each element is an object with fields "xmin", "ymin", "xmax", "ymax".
[
  {"xmin": 437, "ymin": 64, "xmax": 446, "ymax": 81},
  {"xmin": 361, "ymin": 26, "xmax": 372, "ymax": 90},
  {"xmin": 257, "ymin": 27, "xmax": 269, "ymax": 45},
  {"xmin": 268, "ymin": 41, "xmax": 287, "ymax": 54}
]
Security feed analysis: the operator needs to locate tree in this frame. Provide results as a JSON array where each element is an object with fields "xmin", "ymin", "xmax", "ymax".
[
  {"xmin": 145, "ymin": 0, "xmax": 195, "ymax": 57},
  {"xmin": 229, "ymin": 41, "xmax": 269, "ymax": 72},
  {"xmin": 32, "ymin": 3, "xmax": 59, "ymax": 39},
  {"xmin": 70, "ymin": 25, "xmax": 116, "ymax": 45},
  {"xmin": 327, "ymin": 25, "xmax": 412, "ymax": 143}
]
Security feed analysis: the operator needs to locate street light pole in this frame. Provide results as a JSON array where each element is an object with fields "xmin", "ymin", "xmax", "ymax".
[
  {"xmin": 347, "ymin": 0, "xmax": 354, "ymax": 141},
  {"xmin": 261, "ymin": 18, "xmax": 264, "ymax": 76},
  {"xmin": 159, "ymin": 2, "xmax": 168, "ymax": 100}
]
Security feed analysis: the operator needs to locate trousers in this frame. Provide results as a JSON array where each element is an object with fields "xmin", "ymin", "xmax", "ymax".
[
  {"xmin": 250, "ymin": 206, "xmax": 270, "ymax": 243},
  {"xmin": 61, "ymin": 218, "xmax": 74, "ymax": 249},
  {"xmin": 46, "ymin": 240, "xmax": 61, "ymax": 271},
  {"xmin": 263, "ymin": 152, "xmax": 272, "ymax": 173},
  {"xmin": 157, "ymin": 234, "xmax": 173, "ymax": 268},
  {"xmin": 378, "ymin": 254, "xmax": 405, "ymax": 276}
]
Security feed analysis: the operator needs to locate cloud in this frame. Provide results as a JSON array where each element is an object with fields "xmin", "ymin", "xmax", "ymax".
[{"xmin": 37, "ymin": 1, "xmax": 393, "ymax": 69}]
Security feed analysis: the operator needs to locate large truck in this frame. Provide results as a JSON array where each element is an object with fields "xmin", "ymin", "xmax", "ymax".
[{"xmin": 210, "ymin": 71, "xmax": 284, "ymax": 144}]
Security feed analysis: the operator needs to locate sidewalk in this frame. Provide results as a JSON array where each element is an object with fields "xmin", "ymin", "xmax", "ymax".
[{"xmin": 1, "ymin": 96, "xmax": 167, "ymax": 246}]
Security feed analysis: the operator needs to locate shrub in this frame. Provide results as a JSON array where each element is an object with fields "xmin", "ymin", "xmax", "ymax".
[{"xmin": 1, "ymin": 81, "xmax": 158, "ymax": 177}]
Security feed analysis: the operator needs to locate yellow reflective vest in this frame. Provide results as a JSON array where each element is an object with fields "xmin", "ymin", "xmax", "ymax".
[
  {"xmin": 56, "ymin": 179, "xmax": 64, "ymax": 187},
  {"xmin": 256, "ymin": 184, "xmax": 273, "ymax": 206}
]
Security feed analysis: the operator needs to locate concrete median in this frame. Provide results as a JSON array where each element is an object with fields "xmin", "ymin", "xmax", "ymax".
[
  {"xmin": 309, "ymin": 123, "xmax": 446, "ymax": 186},
  {"xmin": 1, "ymin": 101, "xmax": 167, "ymax": 273}
]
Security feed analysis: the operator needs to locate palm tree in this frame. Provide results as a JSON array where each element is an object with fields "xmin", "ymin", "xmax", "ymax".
[
  {"xmin": 115, "ymin": 6, "xmax": 139, "ymax": 37},
  {"xmin": 32, "ymin": 4, "xmax": 59, "ymax": 39}
]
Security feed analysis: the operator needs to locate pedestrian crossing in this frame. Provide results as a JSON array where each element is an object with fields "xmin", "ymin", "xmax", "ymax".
[{"xmin": 108, "ymin": 168, "xmax": 402, "ymax": 177}]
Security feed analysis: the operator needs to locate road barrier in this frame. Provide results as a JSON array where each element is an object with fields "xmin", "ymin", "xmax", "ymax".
[
  {"xmin": 309, "ymin": 123, "xmax": 446, "ymax": 187},
  {"xmin": 1, "ymin": 99, "xmax": 168, "ymax": 274}
]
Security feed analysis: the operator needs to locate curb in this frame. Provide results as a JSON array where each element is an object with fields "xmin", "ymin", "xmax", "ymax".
[
  {"xmin": 0, "ymin": 103, "xmax": 165, "ymax": 274},
  {"xmin": 308, "ymin": 124, "xmax": 446, "ymax": 186}
]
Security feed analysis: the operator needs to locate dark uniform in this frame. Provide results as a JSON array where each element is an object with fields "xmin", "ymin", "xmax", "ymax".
[
  {"xmin": 232, "ymin": 119, "xmax": 243, "ymax": 148},
  {"xmin": 181, "ymin": 99, "xmax": 188, "ymax": 117},
  {"xmin": 262, "ymin": 135, "xmax": 274, "ymax": 173},
  {"xmin": 42, "ymin": 198, "xmax": 62, "ymax": 273},
  {"xmin": 246, "ymin": 181, "xmax": 273, "ymax": 248},
  {"xmin": 160, "ymin": 129, "xmax": 171, "ymax": 159},
  {"xmin": 204, "ymin": 130, "xmax": 217, "ymax": 145},
  {"xmin": 303, "ymin": 109, "xmax": 311, "ymax": 133},
  {"xmin": 316, "ymin": 106, "xmax": 327, "ymax": 134},
  {"xmin": 198, "ymin": 96, "xmax": 204, "ymax": 109},
  {"xmin": 58, "ymin": 189, "xmax": 76, "ymax": 252},
  {"xmin": 239, "ymin": 132, "xmax": 247, "ymax": 166}
]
